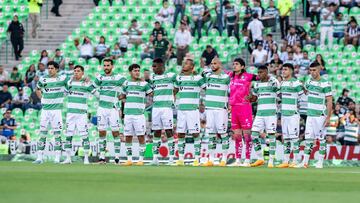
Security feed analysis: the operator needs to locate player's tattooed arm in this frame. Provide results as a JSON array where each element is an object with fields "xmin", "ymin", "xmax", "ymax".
[{"xmin": 325, "ymin": 95, "xmax": 333, "ymax": 127}]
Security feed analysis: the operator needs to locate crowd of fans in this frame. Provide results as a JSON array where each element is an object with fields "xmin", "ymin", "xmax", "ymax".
[{"xmin": 0, "ymin": 0, "xmax": 359, "ymax": 148}]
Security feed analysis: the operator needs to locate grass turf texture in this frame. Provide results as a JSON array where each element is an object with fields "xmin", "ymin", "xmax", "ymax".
[{"xmin": 0, "ymin": 162, "xmax": 359, "ymax": 203}]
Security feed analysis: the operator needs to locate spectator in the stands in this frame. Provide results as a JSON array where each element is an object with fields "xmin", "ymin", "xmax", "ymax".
[
  {"xmin": 39, "ymin": 50, "xmax": 49, "ymax": 66},
  {"xmin": 247, "ymin": 13, "xmax": 264, "ymax": 44},
  {"xmin": 305, "ymin": 22, "xmax": 320, "ymax": 45},
  {"xmin": 201, "ymin": 45, "xmax": 219, "ymax": 67},
  {"xmin": 36, "ymin": 63, "xmax": 48, "ymax": 78},
  {"xmin": 267, "ymin": 43, "xmax": 281, "ymax": 62},
  {"xmin": 341, "ymin": 110, "xmax": 359, "ymax": 145},
  {"xmin": 214, "ymin": 0, "xmax": 224, "ymax": 35},
  {"xmin": 344, "ymin": 19, "xmax": 360, "ymax": 46},
  {"xmin": 296, "ymin": 51, "xmax": 311, "ymax": 76},
  {"xmin": 24, "ymin": 64, "xmax": 36, "ymax": 89},
  {"xmin": 320, "ymin": 3, "xmax": 336, "ymax": 48},
  {"xmin": 264, "ymin": 0, "xmax": 279, "ymax": 32},
  {"xmin": 315, "ymin": 54, "xmax": 327, "ymax": 75},
  {"xmin": 284, "ymin": 26, "xmax": 301, "ymax": 47},
  {"xmin": 0, "ymin": 65, "xmax": 9, "ymax": 86},
  {"xmin": 0, "ymin": 110, "xmax": 17, "ymax": 140},
  {"xmin": 29, "ymin": 90, "xmax": 42, "ymax": 110},
  {"xmin": 110, "ymin": 43, "xmax": 122, "ymax": 60},
  {"xmin": 7, "ymin": 15, "xmax": 24, "ymax": 61},
  {"xmin": 78, "ymin": 36, "xmax": 94, "ymax": 60},
  {"xmin": 190, "ymin": 0, "xmax": 204, "ymax": 41},
  {"xmin": 309, "ymin": 0, "xmax": 322, "ymax": 25},
  {"xmin": 127, "ymin": 19, "xmax": 143, "ymax": 47},
  {"xmin": 333, "ymin": 13, "xmax": 347, "ymax": 42},
  {"xmin": 156, "ymin": 0, "xmax": 174, "ymax": 24},
  {"xmin": 93, "ymin": 0, "xmax": 115, "ymax": 6},
  {"xmin": 153, "ymin": 33, "xmax": 171, "ymax": 62},
  {"xmin": 268, "ymin": 53, "xmax": 283, "ymax": 76},
  {"xmin": 11, "ymin": 87, "xmax": 29, "ymax": 112},
  {"xmin": 8, "ymin": 67, "xmax": 22, "ymax": 88},
  {"xmin": 284, "ymin": 51, "xmax": 296, "ymax": 66},
  {"xmin": 337, "ymin": 88, "xmax": 355, "ymax": 107},
  {"xmin": 263, "ymin": 33, "xmax": 277, "ymax": 53},
  {"xmin": 28, "ymin": 0, "xmax": 42, "ymax": 38},
  {"xmin": 118, "ymin": 32, "xmax": 129, "ymax": 55},
  {"xmin": 241, "ymin": 0, "xmax": 252, "ymax": 33},
  {"xmin": 175, "ymin": 22, "xmax": 192, "ymax": 65},
  {"xmin": 52, "ymin": 49, "xmax": 65, "ymax": 69},
  {"xmin": 141, "ymin": 35, "xmax": 155, "ymax": 60},
  {"xmin": 0, "ymin": 85, "xmax": 12, "ymax": 109},
  {"xmin": 280, "ymin": 45, "xmax": 292, "ymax": 61},
  {"xmin": 94, "ymin": 36, "xmax": 110, "ymax": 62},
  {"xmin": 348, "ymin": 101, "xmax": 356, "ymax": 112},
  {"xmin": 278, "ymin": 0, "xmax": 293, "ymax": 39},
  {"xmin": 340, "ymin": 0, "xmax": 354, "ymax": 8},
  {"xmin": 223, "ymin": 0, "xmax": 240, "ymax": 43},
  {"xmin": 51, "ymin": 0, "xmax": 62, "ymax": 17},
  {"xmin": 201, "ymin": 1, "xmax": 212, "ymax": 35},
  {"xmin": 250, "ymin": 42, "xmax": 268, "ymax": 67},
  {"xmin": 173, "ymin": 0, "xmax": 187, "ymax": 28},
  {"xmin": 252, "ymin": 0, "xmax": 264, "ymax": 18},
  {"xmin": 293, "ymin": 45, "xmax": 303, "ymax": 61},
  {"xmin": 152, "ymin": 21, "xmax": 168, "ymax": 38},
  {"xmin": 180, "ymin": 15, "xmax": 191, "ymax": 30}
]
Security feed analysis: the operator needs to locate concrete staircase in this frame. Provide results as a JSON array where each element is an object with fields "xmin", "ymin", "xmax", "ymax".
[{"xmin": 0, "ymin": 0, "xmax": 94, "ymax": 69}]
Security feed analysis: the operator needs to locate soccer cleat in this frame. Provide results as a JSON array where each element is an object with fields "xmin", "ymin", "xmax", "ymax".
[
  {"xmin": 295, "ymin": 162, "xmax": 308, "ymax": 168},
  {"xmin": 267, "ymin": 163, "xmax": 274, "ymax": 168},
  {"xmin": 276, "ymin": 163, "xmax": 289, "ymax": 168},
  {"xmin": 201, "ymin": 161, "xmax": 214, "ymax": 167},
  {"xmin": 32, "ymin": 159, "xmax": 44, "ymax": 164},
  {"xmin": 250, "ymin": 159, "xmax": 265, "ymax": 167},
  {"xmin": 239, "ymin": 159, "xmax": 251, "ymax": 167},
  {"xmin": 192, "ymin": 159, "xmax": 200, "ymax": 167},
  {"xmin": 219, "ymin": 160, "xmax": 227, "ymax": 167},
  {"xmin": 122, "ymin": 160, "xmax": 133, "ymax": 166},
  {"xmin": 175, "ymin": 160, "xmax": 185, "ymax": 166},
  {"xmin": 84, "ymin": 159, "xmax": 90, "ymax": 165},
  {"xmin": 136, "ymin": 161, "xmax": 144, "ymax": 166},
  {"xmin": 315, "ymin": 162, "xmax": 323, "ymax": 169},
  {"xmin": 150, "ymin": 159, "xmax": 159, "ymax": 166},
  {"xmin": 54, "ymin": 159, "xmax": 60, "ymax": 164},
  {"xmin": 61, "ymin": 159, "xmax": 72, "ymax": 164},
  {"xmin": 288, "ymin": 163, "xmax": 296, "ymax": 168},
  {"xmin": 167, "ymin": 159, "xmax": 174, "ymax": 166}
]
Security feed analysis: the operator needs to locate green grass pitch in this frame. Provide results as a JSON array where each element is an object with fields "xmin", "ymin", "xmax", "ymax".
[{"xmin": 0, "ymin": 162, "xmax": 359, "ymax": 203}]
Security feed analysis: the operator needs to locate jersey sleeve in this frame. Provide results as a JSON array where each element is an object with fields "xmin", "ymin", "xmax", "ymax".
[
  {"xmin": 94, "ymin": 76, "xmax": 101, "ymax": 88},
  {"xmin": 296, "ymin": 81, "xmax": 304, "ymax": 96},
  {"xmin": 145, "ymin": 82, "xmax": 153, "ymax": 94},
  {"xmin": 36, "ymin": 78, "xmax": 44, "ymax": 90},
  {"xmin": 87, "ymin": 82, "xmax": 97, "ymax": 94},
  {"xmin": 119, "ymin": 76, "xmax": 127, "ymax": 87},
  {"xmin": 198, "ymin": 76, "xmax": 206, "ymax": 89},
  {"xmin": 323, "ymin": 81, "xmax": 332, "ymax": 97},
  {"xmin": 174, "ymin": 76, "xmax": 180, "ymax": 88},
  {"xmin": 252, "ymin": 83, "xmax": 258, "ymax": 96}
]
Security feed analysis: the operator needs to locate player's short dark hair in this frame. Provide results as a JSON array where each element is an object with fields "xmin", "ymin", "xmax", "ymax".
[
  {"xmin": 74, "ymin": 65, "xmax": 84, "ymax": 72},
  {"xmin": 283, "ymin": 63, "xmax": 294, "ymax": 71},
  {"xmin": 329, "ymin": 3, "xmax": 336, "ymax": 7},
  {"xmin": 303, "ymin": 50, "xmax": 308, "ymax": 54},
  {"xmin": 128, "ymin": 63, "xmax": 141, "ymax": 72},
  {"xmin": 258, "ymin": 65, "xmax": 268, "ymax": 71},
  {"xmin": 47, "ymin": 61, "xmax": 59, "ymax": 69},
  {"xmin": 103, "ymin": 58, "xmax": 113, "ymax": 65},
  {"xmin": 234, "ymin": 57, "xmax": 246, "ymax": 67},
  {"xmin": 153, "ymin": 58, "xmax": 164, "ymax": 64},
  {"xmin": 309, "ymin": 61, "xmax": 320, "ymax": 68}
]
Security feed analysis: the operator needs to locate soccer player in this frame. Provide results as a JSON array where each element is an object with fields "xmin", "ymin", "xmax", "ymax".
[
  {"xmin": 227, "ymin": 58, "xmax": 257, "ymax": 167},
  {"xmin": 174, "ymin": 57, "xmax": 206, "ymax": 166},
  {"xmin": 94, "ymin": 58, "xmax": 126, "ymax": 164},
  {"xmin": 62, "ymin": 65, "xmax": 97, "ymax": 164},
  {"xmin": 202, "ymin": 58, "xmax": 230, "ymax": 167},
  {"xmin": 121, "ymin": 64, "xmax": 153, "ymax": 166},
  {"xmin": 297, "ymin": 62, "xmax": 332, "ymax": 169},
  {"xmin": 250, "ymin": 65, "xmax": 280, "ymax": 168},
  {"xmin": 33, "ymin": 61, "xmax": 68, "ymax": 164},
  {"xmin": 149, "ymin": 58, "xmax": 176, "ymax": 165},
  {"xmin": 277, "ymin": 63, "xmax": 303, "ymax": 168}
]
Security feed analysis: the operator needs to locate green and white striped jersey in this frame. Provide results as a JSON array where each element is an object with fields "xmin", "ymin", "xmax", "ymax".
[
  {"xmin": 66, "ymin": 79, "xmax": 96, "ymax": 114},
  {"xmin": 344, "ymin": 122, "xmax": 359, "ymax": 143},
  {"xmin": 320, "ymin": 8, "xmax": 334, "ymax": 27},
  {"xmin": 37, "ymin": 74, "xmax": 68, "ymax": 110},
  {"xmin": 326, "ymin": 114, "xmax": 339, "ymax": 136},
  {"xmin": 204, "ymin": 71, "xmax": 230, "ymax": 109},
  {"xmin": 149, "ymin": 72, "xmax": 176, "ymax": 109},
  {"xmin": 280, "ymin": 78, "xmax": 303, "ymax": 116},
  {"xmin": 304, "ymin": 77, "xmax": 332, "ymax": 117},
  {"xmin": 94, "ymin": 73, "xmax": 126, "ymax": 109},
  {"xmin": 253, "ymin": 76, "xmax": 280, "ymax": 116},
  {"xmin": 123, "ymin": 80, "xmax": 153, "ymax": 115},
  {"xmin": 174, "ymin": 74, "xmax": 206, "ymax": 111}
]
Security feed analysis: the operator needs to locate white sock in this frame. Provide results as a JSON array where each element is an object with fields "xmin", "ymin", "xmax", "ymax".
[
  {"xmin": 37, "ymin": 151, "xmax": 43, "ymax": 161},
  {"xmin": 66, "ymin": 150, "xmax": 71, "ymax": 160},
  {"xmin": 55, "ymin": 151, "xmax": 61, "ymax": 161},
  {"xmin": 303, "ymin": 154, "xmax": 310, "ymax": 165},
  {"xmin": 256, "ymin": 150, "xmax": 264, "ymax": 161},
  {"xmin": 84, "ymin": 151, "xmax": 89, "ymax": 162}
]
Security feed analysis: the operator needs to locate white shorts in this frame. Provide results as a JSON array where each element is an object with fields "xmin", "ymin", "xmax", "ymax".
[
  {"xmin": 40, "ymin": 110, "xmax": 63, "ymax": 132},
  {"xmin": 97, "ymin": 107, "xmax": 120, "ymax": 131},
  {"xmin": 124, "ymin": 114, "xmax": 146, "ymax": 136},
  {"xmin": 66, "ymin": 113, "xmax": 88, "ymax": 136},
  {"xmin": 252, "ymin": 116, "xmax": 277, "ymax": 134},
  {"xmin": 206, "ymin": 109, "xmax": 228, "ymax": 134},
  {"xmin": 152, "ymin": 108, "xmax": 173, "ymax": 130},
  {"xmin": 305, "ymin": 116, "xmax": 327, "ymax": 140},
  {"xmin": 281, "ymin": 114, "xmax": 300, "ymax": 139},
  {"xmin": 176, "ymin": 110, "xmax": 200, "ymax": 134}
]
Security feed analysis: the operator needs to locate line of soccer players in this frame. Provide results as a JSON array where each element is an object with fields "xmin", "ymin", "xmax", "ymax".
[{"xmin": 32, "ymin": 55, "xmax": 332, "ymax": 169}]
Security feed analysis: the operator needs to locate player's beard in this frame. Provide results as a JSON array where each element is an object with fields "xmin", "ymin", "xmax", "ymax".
[{"xmin": 104, "ymin": 69, "xmax": 112, "ymax": 74}]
